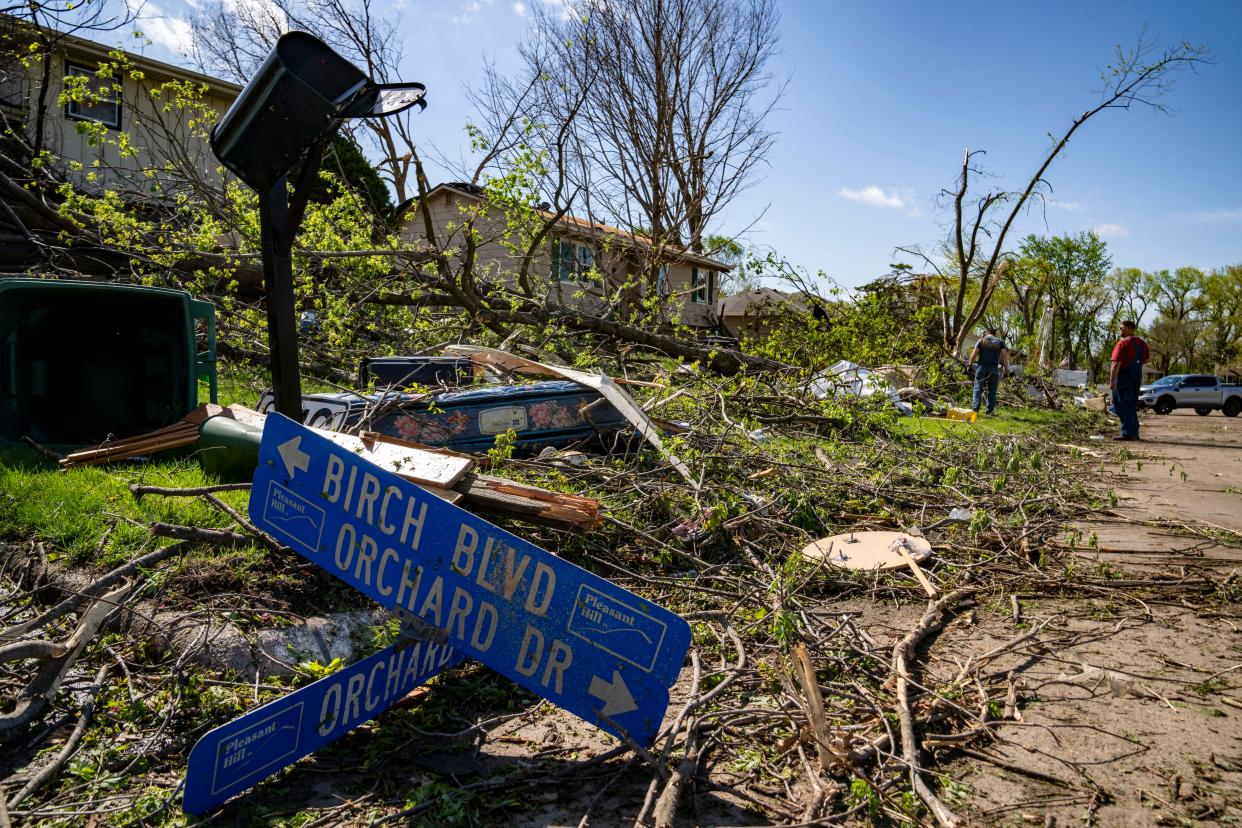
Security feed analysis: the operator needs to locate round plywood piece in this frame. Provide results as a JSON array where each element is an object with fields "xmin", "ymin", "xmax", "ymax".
[{"xmin": 800, "ymin": 531, "xmax": 932, "ymax": 571}]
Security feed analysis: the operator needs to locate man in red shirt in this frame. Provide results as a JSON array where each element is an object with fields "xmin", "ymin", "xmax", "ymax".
[{"xmin": 1109, "ymin": 319, "xmax": 1148, "ymax": 441}]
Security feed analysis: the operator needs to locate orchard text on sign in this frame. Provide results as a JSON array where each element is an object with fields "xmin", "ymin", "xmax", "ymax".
[
  {"xmin": 248, "ymin": 414, "xmax": 691, "ymax": 746},
  {"xmin": 184, "ymin": 637, "xmax": 461, "ymax": 814}
]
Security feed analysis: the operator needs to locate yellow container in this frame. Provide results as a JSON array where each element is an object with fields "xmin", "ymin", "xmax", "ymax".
[{"xmin": 946, "ymin": 407, "xmax": 978, "ymax": 423}]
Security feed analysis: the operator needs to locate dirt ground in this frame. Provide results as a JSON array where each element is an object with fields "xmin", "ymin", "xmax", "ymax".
[{"xmin": 937, "ymin": 409, "xmax": 1242, "ymax": 827}]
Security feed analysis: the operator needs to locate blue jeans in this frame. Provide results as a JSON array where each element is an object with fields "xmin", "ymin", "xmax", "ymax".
[
  {"xmin": 972, "ymin": 365, "xmax": 1000, "ymax": 414},
  {"xmin": 1114, "ymin": 377, "xmax": 1140, "ymax": 438}
]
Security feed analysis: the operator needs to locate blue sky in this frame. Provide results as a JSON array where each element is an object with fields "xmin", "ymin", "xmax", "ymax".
[{"xmin": 126, "ymin": 0, "xmax": 1241, "ymax": 287}]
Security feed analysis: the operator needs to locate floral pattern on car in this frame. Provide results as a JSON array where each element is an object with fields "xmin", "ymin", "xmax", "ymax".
[
  {"xmin": 445, "ymin": 411, "xmax": 472, "ymax": 433},
  {"xmin": 528, "ymin": 400, "xmax": 581, "ymax": 430},
  {"xmin": 392, "ymin": 415, "xmax": 454, "ymax": 445}
]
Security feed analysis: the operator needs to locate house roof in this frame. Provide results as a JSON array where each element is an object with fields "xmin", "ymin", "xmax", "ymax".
[
  {"xmin": 716, "ymin": 287, "xmax": 800, "ymax": 317},
  {"xmin": 420, "ymin": 182, "xmax": 732, "ymax": 272},
  {"xmin": 714, "ymin": 287, "xmax": 834, "ymax": 318},
  {"xmin": 3, "ymin": 17, "xmax": 242, "ymax": 97}
]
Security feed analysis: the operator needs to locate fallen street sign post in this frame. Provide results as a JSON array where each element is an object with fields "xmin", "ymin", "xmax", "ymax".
[
  {"xmin": 183, "ymin": 637, "xmax": 462, "ymax": 815},
  {"xmin": 248, "ymin": 414, "xmax": 691, "ymax": 746}
]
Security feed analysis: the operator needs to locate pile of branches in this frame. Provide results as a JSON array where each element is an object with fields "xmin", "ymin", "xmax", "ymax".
[{"xmin": 1, "ymin": 365, "xmax": 1225, "ymax": 826}]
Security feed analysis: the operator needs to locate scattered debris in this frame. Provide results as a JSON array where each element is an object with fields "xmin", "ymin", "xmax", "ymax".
[
  {"xmin": 447, "ymin": 346, "xmax": 697, "ymax": 485},
  {"xmin": 800, "ymin": 530, "xmax": 933, "ymax": 570},
  {"xmin": 8, "ymin": 331, "xmax": 1229, "ymax": 827},
  {"xmin": 1054, "ymin": 368, "xmax": 1090, "ymax": 388},
  {"xmin": 946, "ymin": 406, "xmax": 978, "ymax": 423},
  {"xmin": 812, "ymin": 360, "xmax": 901, "ymax": 404},
  {"xmin": 58, "ymin": 404, "xmax": 223, "ymax": 468}
]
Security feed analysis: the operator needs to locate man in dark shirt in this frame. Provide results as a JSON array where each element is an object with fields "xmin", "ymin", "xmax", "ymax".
[
  {"xmin": 967, "ymin": 328, "xmax": 1010, "ymax": 416},
  {"xmin": 1110, "ymin": 319, "xmax": 1148, "ymax": 441}
]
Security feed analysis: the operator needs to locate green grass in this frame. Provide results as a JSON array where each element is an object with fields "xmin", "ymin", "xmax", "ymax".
[
  {"xmin": 886, "ymin": 406, "xmax": 1078, "ymax": 438},
  {"xmin": 0, "ymin": 443, "xmax": 253, "ymax": 566},
  {"xmin": 0, "ymin": 359, "xmax": 274, "ymax": 569},
  {"xmin": 204, "ymin": 360, "xmax": 347, "ymax": 411},
  {"xmin": 0, "ymin": 358, "xmax": 378, "ymax": 606}
]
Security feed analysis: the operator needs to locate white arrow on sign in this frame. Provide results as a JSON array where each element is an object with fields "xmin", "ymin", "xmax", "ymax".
[
  {"xmin": 277, "ymin": 436, "xmax": 310, "ymax": 478},
  {"xmin": 588, "ymin": 671, "xmax": 637, "ymax": 717}
]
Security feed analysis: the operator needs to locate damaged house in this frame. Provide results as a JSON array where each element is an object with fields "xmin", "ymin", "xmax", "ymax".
[{"xmin": 401, "ymin": 182, "xmax": 731, "ymax": 332}]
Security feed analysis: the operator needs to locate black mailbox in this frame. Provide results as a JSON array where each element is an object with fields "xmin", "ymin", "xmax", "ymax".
[
  {"xmin": 211, "ymin": 31, "xmax": 425, "ymax": 192},
  {"xmin": 209, "ymin": 31, "xmax": 425, "ymax": 419}
]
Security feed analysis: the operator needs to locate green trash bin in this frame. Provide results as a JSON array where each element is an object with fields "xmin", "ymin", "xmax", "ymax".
[
  {"xmin": 0, "ymin": 278, "xmax": 217, "ymax": 445},
  {"xmin": 197, "ymin": 415, "xmax": 262, "ymax": 482}
]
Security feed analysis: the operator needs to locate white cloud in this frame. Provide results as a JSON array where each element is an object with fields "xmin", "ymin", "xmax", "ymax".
[
  {"xmin": 1050, "ymin": 198, "xmax": 1084, "ymax": 211},
  {"xmin": 540, "ymin": 0, "xmax": 580, "ymax": 19},
  {"xmin": 1093, "ymin": 223, "xmax": 1128, "ymax": 237},
  {"xmin": 129, "ymin": 1, "xmax": 194, "ymax": 56},
  {"xmin": 143, "ymin": 15, "xmax": 194, "ymax": 56},
  {"xmin": 513, "ymin": 1, "xmax": 529, "ymax": 15},
  {"xmin": 1178, "ymin": 207, "xmax": 1242, "ymax": 224},
  {"xmin": 837, "ymin": 185, "xmax": 920, "ymax": 217},
  {"xmin": 447, "ymin": 0, "xmax": 502, "ymax": 24}
]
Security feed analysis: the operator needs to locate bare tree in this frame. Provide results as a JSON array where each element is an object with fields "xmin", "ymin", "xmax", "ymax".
[
  {"xmin": 162, "ymin": 0, "xmax": 785, "ymax": 373},
  {"xmin": 487, "ymin": 0, "xmax": 781, "ymax": 267},
  {"xmin": 898, "ymin": 32, "xmax": 1210, "ymax": 356}
]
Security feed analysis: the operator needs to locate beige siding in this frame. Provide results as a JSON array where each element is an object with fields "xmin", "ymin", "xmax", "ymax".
[
  {"xmin": 403, "ymin": 190, "xmax": 527, "ymax": 283},
  {"xmin": 664, "ymin": 262, "xmax": 718, "ymax": 328},
  {"xmin": 8, "ymin": 46, "xmax": 235, "ymax": 192},
  {"xmin": 402, "ymin": 187, "xmax": 727, "ymax": 330}
]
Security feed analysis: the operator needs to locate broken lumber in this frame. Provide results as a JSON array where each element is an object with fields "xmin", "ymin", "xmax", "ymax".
[
  {"xmin": 455, "ymin": 473, "xmax": 601, "ymax": 530},
  {"xmin": 315, "ymin": 429, "xmax": 474, "ymax": 489},
  {"xmin": 59, "ymin": 404, "xmax": 222, "ymax": 468}
]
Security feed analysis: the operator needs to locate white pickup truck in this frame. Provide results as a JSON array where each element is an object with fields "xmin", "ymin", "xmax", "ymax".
[{"xmin": 1138, "ymin": 374, "xmax": 1242, "ymax": 417}]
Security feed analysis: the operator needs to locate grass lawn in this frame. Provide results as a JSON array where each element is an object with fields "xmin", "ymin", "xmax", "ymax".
[
  {"xmin": 886, "ymin": 406, "xmax": 1092, "ymax": 438},
  {"xmin": 0, "ymin": 360, "xmax": 323, "ymax": 601},
  {"xmin": 0, "ymin": 444, "xmax": 249, "ymax": 564},
  {"xmin": 0, "ymin": 362, "xmax": 275, "ymax": 567}
]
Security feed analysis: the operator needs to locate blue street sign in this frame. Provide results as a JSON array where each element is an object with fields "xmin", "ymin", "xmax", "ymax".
[
  {"xmin": 248, "ymin": 414, "xmax": 691, "ymax": 746},
  {"xmin": 183, "ymin": 637, "xmax": 461, "ymax": 814}
]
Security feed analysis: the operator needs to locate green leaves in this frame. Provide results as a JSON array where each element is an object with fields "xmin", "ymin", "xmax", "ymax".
[{"xmin": 294, "ymin": 657, "xmax": 345, "ymax": 683}]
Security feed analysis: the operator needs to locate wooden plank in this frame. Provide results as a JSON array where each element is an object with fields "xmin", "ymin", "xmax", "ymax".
[
  {"xmin": 359, "ymin": 431, "xmax": 475, "ymax": 460},
  {"xmin": 222, "ymin": 404, "xmax": 269, "ymax": 430},
  {"xmin": 312, "ymin": 428, "xmax": 474, "ymax": 489},
  {"xmin": 415, "ymin": 484, "xmax": 465, "ymax": 505},
  {"xmin": 455, "ymin": 472, "xmax": 600, "ymax": 529},
  {"xmin": 61, "ymin": 404, "xmax": 217, "ymax": 449},
  {"xmin": 60, "ymin": 405, "xmax": 218, "ymax": 464},
  {"xmin": 65, "ymin": 431, "xmax": 199, "ymax": 467},
  {"xmin": 61, "ymin": 425, "xmax": 200, "ymax": 467},
  {"xmin": 894, "ymin": 542, "xmax": 938, "ymax": 597}
]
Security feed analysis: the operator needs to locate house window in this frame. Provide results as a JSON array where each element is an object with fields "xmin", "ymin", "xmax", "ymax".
[
  {"xmin": 691, "ymin": 267, "xmax": 714, "ymax": 304},
  {"xmin": 656, "ymin": 265, "xmax": 670, "ymax": 298},
  {"xmin": 551, "ymin": 239, "xmax": 600, "ymax": 283},
  {"xmin": 64, "ymin": 63, "xmax": 122, "ymax": 129}
]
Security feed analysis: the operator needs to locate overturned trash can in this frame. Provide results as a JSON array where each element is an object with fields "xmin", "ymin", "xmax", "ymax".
[{"xmin": 0, "ymin": 278, "xmax": 217, "ymax": 445}]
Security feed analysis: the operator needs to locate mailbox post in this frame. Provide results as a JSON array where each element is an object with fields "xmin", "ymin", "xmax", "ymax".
[{"xmin": 210, "ymin": 31, "xmax": 425, "ymax": 418}]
